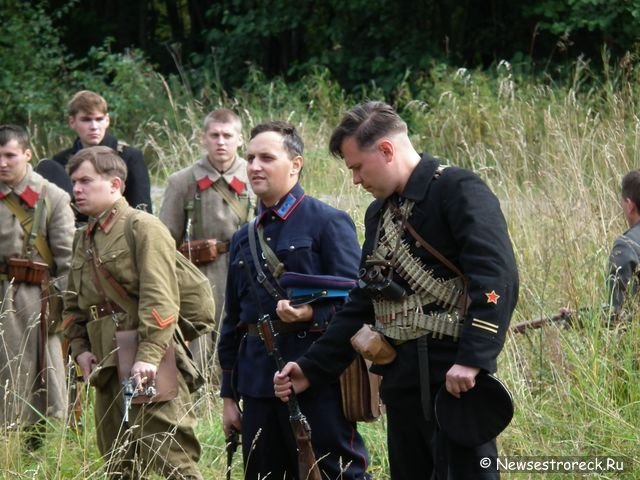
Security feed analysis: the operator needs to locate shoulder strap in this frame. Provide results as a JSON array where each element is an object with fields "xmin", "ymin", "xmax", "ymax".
[
  {"xmin": 89, "ymin": 236, "xmax": 137, "ymax": 318},
  {"xmin": 402, "ymin": 219, "xmax": 470, "ymax": 314},
  {"xmin": 2, "ymin": 190, "xmax": 54, "ymax": 265},
  {"xmin": 213, "ymin": 180, "xmax": 251, "ymax": 222},
  {"xmin": 247, "ymin": 219, "xmax": 285, "ymax": 300}
]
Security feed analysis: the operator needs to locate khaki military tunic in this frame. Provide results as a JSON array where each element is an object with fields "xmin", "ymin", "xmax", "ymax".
[
  {"xmin": 159, "ymin": 155, "xmax": 254, "ymax": 375},
  {"xmin": 64, "ymin": 198, "xmax": 202, "ymax": 479},
  {"xmin": 0, "ymin": 166, "xmax": 74, "ymax": 427}
]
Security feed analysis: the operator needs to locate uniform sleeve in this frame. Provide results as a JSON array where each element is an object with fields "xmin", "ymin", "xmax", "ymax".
[
  {"xmin": 130, "ymin": 216, "xmax": 180, "ymax": 365},
  {"xmin": 442, "ymin": 170, "xmax": 519, "ymax": 373},
  {"xmin": 607, "ymin": 235, "xmax": 639, "ymax": 313},
  {"xmin": 158, "ymin": 174, "xmax": 186, "ymax": 246},
  {"xmin": 47, "ymin": 190, "xmax": 75, "ymax": 290},
  {"xmin": 218, "ymin": 231, "xmax": 243, "ymax": 398},
  {"xmin": 123, "ymin": 147, "xmax": 153, "ymax": 213},
  {"xmin": 309, "ymin": 210, "xmax": 362, "ymax": 328},
  {"xmin": 63, "ymin": 231, "xmax": 91, "ymax": 359}
]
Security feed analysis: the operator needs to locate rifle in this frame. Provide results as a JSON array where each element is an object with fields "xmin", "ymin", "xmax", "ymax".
[
  {"xmin": 511, "ymin": 310, "xmax": 582, "ymax": 334},
  {"xmin": 225, "ymin": 428, "xmax": 240, "ymax": 480},
  {"xmin": 258, "ymin": 315, "xmax": 322, "ymax": 480}
]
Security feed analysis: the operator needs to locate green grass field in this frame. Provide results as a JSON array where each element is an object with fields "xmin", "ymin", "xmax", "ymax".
[{"xmin": 3, "ymin": 61, "xmax": 640, "ymax": 478}]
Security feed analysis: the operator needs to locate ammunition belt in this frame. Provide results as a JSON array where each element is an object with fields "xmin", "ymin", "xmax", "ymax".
[
  {"xmin": 373, "ymin": 295, "xmax": 462, "ymax": 341},
  {"xmin": 375, "ymin": 206, "xmax": 463, "ymax": 311}
]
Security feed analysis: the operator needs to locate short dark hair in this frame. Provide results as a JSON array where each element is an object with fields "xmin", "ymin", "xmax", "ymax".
[
  {"xmin": 67, "ymin": 146, "xmax": 128, "ymax": 192},
  {"xmin": 622, "ymin": 170, "xmax": 640, "ymax": 209},
  {"xmin": 329, "ymin": 101, "xmax": 408, "ymax": 157},
  {"xmin": 250, "ymin": 121, "xmax": 303, "ymax": 158},
  {"xmin": 0, "ymin": 125, "xmax": 29, "ymax": 149}
]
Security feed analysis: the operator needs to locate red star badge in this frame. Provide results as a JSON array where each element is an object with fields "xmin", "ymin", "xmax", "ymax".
[{"xmin": 485, "ymin": 290, "xmax": 500, "ymax": 304}]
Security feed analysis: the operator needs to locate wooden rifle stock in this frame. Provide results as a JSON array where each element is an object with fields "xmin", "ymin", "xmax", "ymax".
[
  {"xmin": 511, "ymin": 310, "xmax": 577, "ymax": 334},
  {"xmin": 258, "ymin": 315, "xmax": 321, "ymax": 480}
]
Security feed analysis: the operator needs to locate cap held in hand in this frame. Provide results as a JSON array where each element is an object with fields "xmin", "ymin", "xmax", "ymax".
[
  {"xmin": 434, "ymin": 373, "xmax": 514, "ymax": 447},
  {"xmin": 279, "ymin": 272, "xmax": 356, "ymax": 306}
]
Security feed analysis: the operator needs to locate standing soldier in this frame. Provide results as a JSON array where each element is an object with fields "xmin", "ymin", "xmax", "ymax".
[
  {"xmin": 0, "ymin": 125, "xmax": 74, "ymax": 449},
  {"xmin": 63, "ymin": 146, "xmax": 203, "ymax": 479},
  {"xmin": 275, "ymin": 102, "xmax": 519, "ymax": 479},
  {"xmin": 159, "ymin": 109, "xmax": 254, "ymax": 378},
  {"xmin": 218, "ymin": 121, "xmax": 370, "ymax": 479},
  {"xmin": 37, "ymin": 90, "xmax": 152, "ymax": 217}
]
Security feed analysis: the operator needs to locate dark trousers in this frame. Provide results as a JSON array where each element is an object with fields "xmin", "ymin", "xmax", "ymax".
[
  {"xmin": 385, "ymin": 386, "xmax": 499, "ymax": 480},
  {"xmin": 242, "ymin": 382, "xmax": 370, "ymax": 480}
]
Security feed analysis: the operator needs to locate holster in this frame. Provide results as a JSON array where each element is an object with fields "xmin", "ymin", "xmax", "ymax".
[
  {"xmin": 7, "ymin": 257, "xmax": 49, "ymax": 285},
  {"xmin": 114, "ymin": 330, "xmax": 179, "ymax": 404},
  {"xmin": 179, "ymin": 239, "xmax": 225, "ymax": 265},
  {"xmin": 339, "ymin": 354, "xmax": 382, "ymax": 423},
  {"xmin": 350, "ymin": 323, "xmax": 396, "ymax": 365}
]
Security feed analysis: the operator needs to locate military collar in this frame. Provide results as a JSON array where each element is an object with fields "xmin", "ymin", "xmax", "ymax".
[
  {"xmin": 72, "ymin": 132, "xmax": 117, "ymax": 154},
  {"xmin": 87, "ymin": 197, "xmax": 129, "ymax": 236},
  {"xmin": 0, "ymin": 165, "xmax": 43, "ymax": 207},
  {"xmin": 256, "ymin": 183, "xmax": 305, "ymax": 224},
  {"xmin": 368, "ymin": 154, "xmax": 440, "ymax": 216},
  {"xmin": 401, "ymin": 153, "xmax": 440, "ymax": 202},
  {"xmin": 193, "ymin": 155, "xmax": 247, "ymax": 194}
]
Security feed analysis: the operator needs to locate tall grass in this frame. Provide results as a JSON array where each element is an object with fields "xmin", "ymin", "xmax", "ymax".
[{"xmin": 5, "ymin": 58, "xmax": 640, "ymax": 478}]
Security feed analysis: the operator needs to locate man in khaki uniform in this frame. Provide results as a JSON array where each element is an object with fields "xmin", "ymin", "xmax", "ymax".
[
  {"xmin": 63, "ymin": 146, "xmax": 202, "ymax": 479},
  {"xmin": 159, "ymin": 109, "xmax": 254, "ymax": 377},
  {"xmin": 0, "ymin": 125, "xmax": 74, "ymax": 448}
]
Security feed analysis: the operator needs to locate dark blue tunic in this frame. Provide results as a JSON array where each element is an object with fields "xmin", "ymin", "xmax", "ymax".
[{"xmin": 218, "ymin": 183, "xmax": 370, "ymax": 479}]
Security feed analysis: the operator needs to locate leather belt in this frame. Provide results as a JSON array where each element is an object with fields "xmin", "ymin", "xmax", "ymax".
[
  {"xmin": 217, "ymin": 240, "xmax": 230, "ymax": 254},
  {"xmin": 91, "ymin": 301, "xmax": 125, "ymax": 316},
  {"xmin": 245, "ymin": 320, "xmax": 308, "ymax": 336}
]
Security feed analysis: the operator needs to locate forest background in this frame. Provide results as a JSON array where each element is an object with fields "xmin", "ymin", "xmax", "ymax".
[{"xmin": 1, "ymin": 0, "xmax": 640, "ymax": 478}]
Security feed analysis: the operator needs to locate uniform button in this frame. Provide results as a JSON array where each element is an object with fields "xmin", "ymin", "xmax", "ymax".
[
  {"xmin": 415, "ymin": 241, "xmax": 421, "ymax": 248},
  {"xmin": 271, "ymin": 215, "xmax": 276, "ymax": 220},
  {"xmin": 289, "ymin": 245, "xmax": 295, "ymax": 250},
  {"xmin": 239, "ymin": 260, "xmax": 244, "ymax": 266},
  {"xmin": 266, "ymin": 237, "xmax": 271, "ymax": 242}
]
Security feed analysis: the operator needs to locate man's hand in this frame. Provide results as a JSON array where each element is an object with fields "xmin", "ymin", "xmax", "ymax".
[
  {"xmin": 222, "ymin": 397, "xmax": 242, "ymax": 437},
  {"xmin": 132, "ymin": 360, "xmax": 157, "ymax": 392},
  {"xmin": 276, "ymin": 299, "xmax": 313, "ymax": 323},
  {"xmin": 273, "ymin": 362, "xmax": 310, "ymax": 402},
  {"xmin": 76, "ymin": 351, "xmax": 97, "ymax": 382},
  {"xmin": 445, "ymin": 364, "xmax": 480, "ymax": 398}
]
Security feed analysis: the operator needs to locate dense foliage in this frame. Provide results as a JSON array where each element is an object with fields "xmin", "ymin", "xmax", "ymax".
[{"xmin": 3, "ymin": 0, "xmax": 640, "ymax": 137}]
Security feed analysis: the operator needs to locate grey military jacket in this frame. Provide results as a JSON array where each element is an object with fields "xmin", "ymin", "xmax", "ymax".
[
  {"xmin": 159, "ymin": 155, "xmax": 254, "ymax": 325},
  {"xmin": 608, "ymin": 222, "xmax": 640, "ymax": 313}
]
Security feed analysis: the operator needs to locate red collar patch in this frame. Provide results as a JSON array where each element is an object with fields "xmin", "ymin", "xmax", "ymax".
[
  {"xmin": 19, "ymin": 186, "xmax": 40, "ymax": 208},
  {"xmin": 485, "ymin": 290, "xmax": 500, "ymax": 305},
  {"xmin": 228, "ymin": 176, "xmax": 246, "ymax": 194},
  {"xmin": 196, "ymin": 176, "xmax": 214, "ymax": 191}
]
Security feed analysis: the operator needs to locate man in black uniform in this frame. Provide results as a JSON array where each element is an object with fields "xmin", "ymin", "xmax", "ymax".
[
  {"xmin": 36, "ymin": 90, "xmax": 152, "ymax": 215},
  {"xmin": 275, "ymin": 101, "xmax": 519, "ymax": 479}
]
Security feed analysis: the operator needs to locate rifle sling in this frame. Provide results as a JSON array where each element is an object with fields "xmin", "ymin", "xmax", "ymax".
[{"xmin": 247, "ymin": 219, "xmax": 285, "ymax": 301}]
